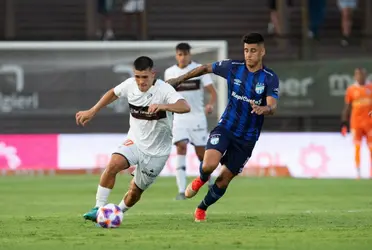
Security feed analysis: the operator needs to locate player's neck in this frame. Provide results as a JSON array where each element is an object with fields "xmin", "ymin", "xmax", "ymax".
[
  {"xmin": 246, "ymin": 62, "xmax": 263, "ymax": 73},
  {"xmin": 177, "ymin": 61, "xmax": 192, "ymax": 69}
]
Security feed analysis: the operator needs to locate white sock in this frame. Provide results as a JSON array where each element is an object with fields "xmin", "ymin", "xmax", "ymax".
[
  {"xmin": 95, "ymin": 185, "xmax": 112, "ymax": 207},
  {"xmin": 118, "ymin": 198, "xmax": 131, "ymax": 213},
  {"xmin": 208, "ymin": 176, "xmax": 214, "ymax": 186},
  {"xmin": 176, "ymin": 155, "xmax": 187, "ymax": 193}
]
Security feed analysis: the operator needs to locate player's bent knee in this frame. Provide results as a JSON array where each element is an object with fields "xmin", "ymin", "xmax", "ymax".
[
  {"xmin": 202, "ymin": 150, "xmax": 221, "ymax": 172},
  {"xmin": 202, "ymin": 162, "xmax": 218, "ymax": 173},
  {"xmin": 107, "ymin": 154, "xmax": 130, "ymax": 174}
]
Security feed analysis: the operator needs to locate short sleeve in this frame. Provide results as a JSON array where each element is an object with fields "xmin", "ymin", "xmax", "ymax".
[
  {"xmin": 345, "ymin": 87, "xmax": 353, "ymax": 104},
  {"xmin": 113, "ymin": 78, "xmax": 132, "ymax": 98},
  {"xmin": 164, "ymin": 68, "xmax": 171, "ymax": 81},
  {"xmin": 266, "ymin": 74, "xmax": 279, "ymax": 99},
  {"xmin": 201, "ymin": 73, "xmax": 213, "ymax": 87},
  {"xmin": 162, "ymin": 82, "xmax": 184, "ymax": 104},
  {"xmin": 212, "ymin": 59, "xmax": 232, "ymax": 79}
]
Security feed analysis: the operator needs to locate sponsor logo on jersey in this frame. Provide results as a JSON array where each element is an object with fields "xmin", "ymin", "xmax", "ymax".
[
  {"xmin": 231, "ymin": 91, "xmax": 262, "ymax": 105},
  {"xmin": 129, "ymin": 103, "xmax": 167, "ymax": 120},
  {"xmin": 176, "ymin": 80, "xmax": 201, "ymax": 92}
]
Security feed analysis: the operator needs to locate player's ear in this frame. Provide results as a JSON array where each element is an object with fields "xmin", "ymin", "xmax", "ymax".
[{"xmin": 260, "ymin": 45, "xmax": 266, "ymax": 57}]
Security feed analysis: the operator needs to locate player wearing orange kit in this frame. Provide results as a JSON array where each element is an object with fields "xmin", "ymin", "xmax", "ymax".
[{"xmin": 341, "ymin": 68, "xmax": 372, "ymax": 179}]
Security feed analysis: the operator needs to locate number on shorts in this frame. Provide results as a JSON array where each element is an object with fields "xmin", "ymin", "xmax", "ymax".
[{"xmin": 123, "ymin": 139, "xmax": 134, "ymax": 146}]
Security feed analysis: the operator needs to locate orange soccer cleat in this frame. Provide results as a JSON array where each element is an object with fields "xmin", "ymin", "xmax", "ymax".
[
  {"xmin": 194, "ymin": 208, "xmax": 206, "ymax": 222},
  {"xmin": 185, "ymin": 176, "xmax": 209, "ymax": 198}
]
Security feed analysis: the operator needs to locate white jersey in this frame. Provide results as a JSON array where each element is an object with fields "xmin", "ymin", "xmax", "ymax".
[
  {"xmin": 164, "ymin": 61, "xmax": 213, "ymax": 126},
  {"xmin": 114, "ymin": 78, "xmax": 183, "ymax": 156}
]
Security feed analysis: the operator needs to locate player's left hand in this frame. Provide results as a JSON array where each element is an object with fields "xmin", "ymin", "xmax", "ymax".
[
  {"xmin": 205, "ymin": 104, "xmax": 214, "ymax": 114},
  {"xmin": 369, "ymin": 111, "xmax": 372, "ymax": 117},
  {"xmin": 148, "ymin": 104, "xmax": 165, "ymax": 113},
  {"xmin": 249, "ymin": 101, "xmax": 269, "ymax": 115}
]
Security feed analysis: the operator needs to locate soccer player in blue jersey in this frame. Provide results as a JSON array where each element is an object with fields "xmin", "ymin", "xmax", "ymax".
[{"xmin": 167, "ymin": 33, "xmax": 279, "ymax": 222}]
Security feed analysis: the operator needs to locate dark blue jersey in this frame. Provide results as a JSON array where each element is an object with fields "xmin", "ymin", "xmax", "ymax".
[{"xmin": 212, "ymin": 59, "xmax": 279, "ymax": 141}]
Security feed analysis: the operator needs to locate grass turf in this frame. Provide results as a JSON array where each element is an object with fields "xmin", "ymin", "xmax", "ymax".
[{"xmin": 0, "ymin": 175, "xmax": 371, "ymax": 250}]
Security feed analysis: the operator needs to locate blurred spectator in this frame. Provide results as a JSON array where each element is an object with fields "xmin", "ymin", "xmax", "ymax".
[
  {"xmin": 337, "ymin": 0, "xmax": 358, "ymax": 46},
  {"xmin": 267, "ymin": 0, "xmax": 293, "ymax": 36},
  {"xmin": 96, "ymin": 0, "xmax": 116, "ymax": 40},
  {"xmin": 308, "ymin": 0, "xmax": 326, "ymax": 40},
  {"xmin": 122, "ymin": 0, "xmax": 146, "ymax": 40}
]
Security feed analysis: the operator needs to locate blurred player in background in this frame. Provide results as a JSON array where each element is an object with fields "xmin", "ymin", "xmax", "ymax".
[
  {"xmin": 341, "ymin": 67, "xmax": 372, "ymax": 179},
  {"xmin": 77, "ymin": 56, "xmax": 190, "ymax": 222},
  {"xmin": 164, "ymin": 43, "xmax": 217, "ymax": 200},
  {"xmin": 167, "ymin": 33, "xmax": 279, "ymax": 221}
]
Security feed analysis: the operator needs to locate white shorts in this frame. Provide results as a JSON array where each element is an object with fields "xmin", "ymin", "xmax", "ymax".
[
  {"xmin": 172, "ymin": 124, "xmax": 208, "ymax": 146},
  {"xmin": 114, "ymin": 141, "xmax": 169, "ymax": 191},
  {"xmin": 338, "ymin": 0, "xmax": 357, "ymax": 9}
]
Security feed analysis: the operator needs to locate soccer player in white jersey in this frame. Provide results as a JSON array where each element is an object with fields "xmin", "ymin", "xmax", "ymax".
[
  {"xmin": 76, "ymin": 56, "xmax": 190, "ymax": 222},
  {"xmin": 164, "ymin": 43, "xmax": 217, "ymax": 200}
]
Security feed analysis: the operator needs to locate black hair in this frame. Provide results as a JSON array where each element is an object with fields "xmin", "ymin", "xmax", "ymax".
[
  {"xmin": 242, "ymin": 33, "xmax": 265, "ymax": 44},
  {"xmin": 133, "ymin": 56, "xmax": 154, "ymax": 71},
  {"xmin": 176, "ymin": 43, "xmax": 191, "ymax": 52}
]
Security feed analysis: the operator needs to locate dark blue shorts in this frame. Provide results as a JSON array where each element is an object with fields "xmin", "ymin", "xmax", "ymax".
[
  {"xmin": 206, "ymin": 126, "xmax": 256, "ymax": 175},
  {"xmin": 97, "ymin": 0, "xmax": 115, "ymax": 15}
]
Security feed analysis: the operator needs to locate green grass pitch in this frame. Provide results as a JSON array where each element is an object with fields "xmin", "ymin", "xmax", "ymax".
[{"xmin": 0, "ymin": 175, "xmax": 371, "ymax": 250}]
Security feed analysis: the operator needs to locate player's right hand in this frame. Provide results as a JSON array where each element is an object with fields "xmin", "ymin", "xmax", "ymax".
[
  {"xmin": 341, "ymin": 121, "xmax": 348, "ymax": 136},
  {"xmin": 75, "ymin": 109, "xmax": 95, "ymax": 127}
]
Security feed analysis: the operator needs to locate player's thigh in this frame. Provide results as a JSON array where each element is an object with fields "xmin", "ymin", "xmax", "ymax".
[
  {"xmin": 221, "ymin": 139, "xmax": 256, "ymax": 175},
  {"xmin": 204, "ymin": 126, "xmax": 230, "ymax": 168},
  {"xmin": 133, "ymin": 154, "xmax": 169, "ymax": 191},
  {"xmin": 351, "ymin": 128, "xmax": 363, "ymax": 145},
  {"xmin": 111, "ymin": 139, "xmax": 139, "ymax": 170}
]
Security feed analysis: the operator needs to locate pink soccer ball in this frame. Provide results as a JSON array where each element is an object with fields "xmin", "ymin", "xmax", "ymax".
[{"xmin": 96, "ymin": 203, "xmax": 124, "ymax": 228}]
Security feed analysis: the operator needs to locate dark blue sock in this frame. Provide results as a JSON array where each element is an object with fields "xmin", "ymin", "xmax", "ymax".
[
  {"xmin": 199, "ymin": 161, "xmax": 210, "ymax": 182},
  {"xmin": 198, "ymin": 184, "xmax": 226, "ymax": 211}
]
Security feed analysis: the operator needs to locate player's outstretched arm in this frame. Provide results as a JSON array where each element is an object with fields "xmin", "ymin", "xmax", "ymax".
[
  {"xmin": 91, "ymin": 88, "xmax": 118, "ymax": 114},
  {"xmin": 75, "ymin": 88, "xmax": 118, "ymax": 126},
  {"xmin": 167, "ymin": 64, "xmax": 213, "ymax": 88},
  {"xmin": 164, "ymin": 99, "xmax": 191, "ymax": 114},
  {"xmin": 148, "ymin": 99, "xmax": 190, "ymax": 114}
]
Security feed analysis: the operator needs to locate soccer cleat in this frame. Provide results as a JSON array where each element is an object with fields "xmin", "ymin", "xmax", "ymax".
[
  {"xmin": 175, "ymin": 193, "xmax": 186, "ymax": 200},
  {"xmin": 83, "ymin": 207, "xmax": 99, "ymax": 222},
  {"xmin": 194, "ymin": 208, "xmax": 206, "ymax": 222},
  {"xmin": 185, "ymin": 177, "xmax": 208, "ymax": 198}
]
